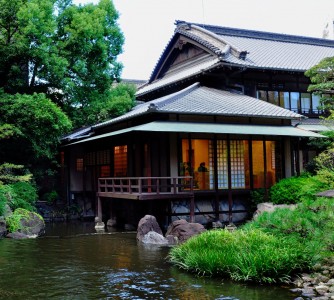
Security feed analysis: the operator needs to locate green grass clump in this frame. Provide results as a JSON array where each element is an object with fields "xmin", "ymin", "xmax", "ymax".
[
  {"xmin": 169, "ymin": 196, "xmax": 334, "ymax": 283},
  {"xmin": 168, "ymin": 229, "xmax": 312, "ymax": 283}
]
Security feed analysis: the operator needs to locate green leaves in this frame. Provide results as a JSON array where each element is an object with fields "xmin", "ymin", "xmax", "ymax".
[
  {"xmin": 0, "ymin": 0, "xmax": 125, "ymax": 122},
  {"xmin": 0, "ymin": 90, "xmax": 72, "ymax": 161},
  {"xmin": 305, "ymin": 56, "xmax": 334, "ymax": 111}
]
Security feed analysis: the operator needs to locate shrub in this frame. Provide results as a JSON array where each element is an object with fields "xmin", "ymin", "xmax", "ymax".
[
  {"xmin": 243, "ymin": 196, "xmax": 334, "ymax": 257},
  {"xmin": 315, "ymin": 147, "xmax": 334, "ymax": 172},
  {"xmin": 168, "ymin": 229, "xmax": 312, "ymax": 283},
  {"xmin": 250, "ymin": 188, "xmax": 267, "ymax": 208},
  {"xmin": 0, "ymin": 182, "xmax": 38, "ymax": 214},
  {"xmin": 269, "ymin": 174, "xmax": 327, "ymax": 204},
  {"xmin": 10, "ymin": 182, "xmax": 38, "ymax": 211},
  {"xmin": 41, "ymin": 190, "xmax": 58, "ymax": 204}
]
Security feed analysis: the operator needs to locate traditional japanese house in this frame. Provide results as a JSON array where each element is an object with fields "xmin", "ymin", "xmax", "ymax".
[{"xmin": 61, "ymin": 21, "xmax": 334, "ymax": 228}]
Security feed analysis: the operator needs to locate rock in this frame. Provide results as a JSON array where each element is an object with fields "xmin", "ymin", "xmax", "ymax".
[
  {"xmin": 136, "ymin": 215, "xmax": 162, "ymax": 242},
  {"xmin": 290, "ymin": 288, "xmax": 302, "ymax": 293},
  {"xmin": 0, "ymin": 217, "xmax": 6, "ymax": 237},
  {"xmin": 165, "ymin": 219, "xmax": 206, "ymax": 243},
  {"xmin": 166, "ymin": 234, "xmax": 178, "ymax": 245},
  {"xmin": 7, "ymin": 232, "xmax": 30, "ymax": 239},
  {"xmin": 106, "ymin": 218, "xmax": 117, "ymax": 227},
  {"xmin": 315, "ymin": 285, "xmax": 330, "ymax": 295},
  {"xmin": 14, "ymin": 209, "xmax": 45, "ymax": 237},
  {"xmin": 141, "ymin": 231, "xmax": 168, "ymax": 245},
  {"xmin": 94, "ymin": 217, "xmax": 105, "ymax": 231},
  {"xmin": 3, "ymin": 204, "xmax": 12, "ymax": 218},
  {"xmin": 253, "ymin": 202, "xmax": 296, "ymax": 219},
  {"xmin": 328, "ymin": 279, "xmax": 334, "ymax": 285},
  {"xmin": 212, "ymin": 221, "xmax": 223, "ymax": 229},
  {"xmin": 225, "ymin": 223, "xmax": 237, "ymax": 232}
]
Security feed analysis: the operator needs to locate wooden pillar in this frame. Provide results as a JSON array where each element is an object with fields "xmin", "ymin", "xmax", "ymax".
[
  {"xmin": 97, "ymin": 195, "xmax": 102, "ymax": 221},
  {"xmin": 227, "ymin": 136, "xmax": 233, "ymax": 224},
  {"xmin": 189, "ymin": 195, "xmax": 195, "ymax": 223}
]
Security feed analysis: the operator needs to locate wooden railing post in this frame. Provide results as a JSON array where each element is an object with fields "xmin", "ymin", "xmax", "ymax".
[
  {"xmin": 139, "ymin": 178, "xmax": 142, "ymax": 194},
  {"xmin": 156, "ymin": 178, "xmax": 160, "ymax": 194}
]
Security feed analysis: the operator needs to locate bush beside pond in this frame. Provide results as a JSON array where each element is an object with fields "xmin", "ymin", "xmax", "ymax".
[{"xmin": 169, "ymin": 196, "xmax": 334, "ymax": 283}]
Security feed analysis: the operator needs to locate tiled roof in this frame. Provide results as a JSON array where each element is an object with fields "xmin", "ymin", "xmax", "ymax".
[
  {"xmin": 61, "ymin": 126, "xmax": 92, "ymax": 141},
  {"xmin": 136, "ymin": 55, "xmax": 221, "ymax": 97},
  {"xmin": 94, "ymin": 83, "xmax": 303, "ymax": 129},
  {"xmin": 138, "ymin": 21, "xmax": 334, "ymax": 96},
  {"xmin": 184, "ymin": 21, "xmax": 334, "ymax": 71}
]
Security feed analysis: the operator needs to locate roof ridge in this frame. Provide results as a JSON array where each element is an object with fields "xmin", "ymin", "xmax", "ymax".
[
  {"xmin": 176, "ymin": 20, "xmax": 334, "ymax": 47},
  {"xmin": 176, "ymin": 22, "xmax": 248, "ymax": 59}
]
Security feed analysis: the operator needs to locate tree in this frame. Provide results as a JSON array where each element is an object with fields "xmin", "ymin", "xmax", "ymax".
[
  {"xmin": 305, "ymin": 56, "xmax": 334, "ymax": 111},
  {"xmin": 0, "ymin": 0, "xmax": 126, "ymax": 126},
  {"xmin": 70, "ymin": 82, "xmax": 137, "ymax": 126},
  {"xmin": 0, "ymin": 90, "xmax": 72, "ymax": 162},
  {"xmin": 0, "ymin": 90, "xmax": 72, "ymax": 191}
]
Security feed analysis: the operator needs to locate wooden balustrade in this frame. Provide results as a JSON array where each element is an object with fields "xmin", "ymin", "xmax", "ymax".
[
  {"xmin": 98, "ymin": 176, "xmax": 194, "ymax": 199},
  {"xmin": 96, "ymin": 176, "xmax": 195, "ymax": 222}
]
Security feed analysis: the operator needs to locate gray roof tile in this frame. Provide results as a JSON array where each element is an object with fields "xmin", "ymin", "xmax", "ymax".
[
  {"xmin": 139, "ymin": 21, "xmax": 334, "ymax": 96},
  {"xmin": 95, "ymin": 83, "xmax": 303, "ymax": 129}
]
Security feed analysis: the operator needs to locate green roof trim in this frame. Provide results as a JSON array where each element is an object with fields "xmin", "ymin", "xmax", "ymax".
[{"xmin": 65, "ymin": 121, "xmax": 324, "ymax": 147}]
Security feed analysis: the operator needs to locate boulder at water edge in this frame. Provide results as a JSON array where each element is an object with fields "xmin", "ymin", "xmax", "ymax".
[
  {"xmin": 166, "ymin": 219, "xmax": 206, "ymax": 243},
  {"xmin": 6, "ymin": 208, "xmax": 45, "ymax": 239},
  {"xmin": 141, "ymin": 231, "xmax": 168, "ymax": 245},
  {"xmin": 137, "ymin": 215, "xmax": 163, "ymax": 242}
]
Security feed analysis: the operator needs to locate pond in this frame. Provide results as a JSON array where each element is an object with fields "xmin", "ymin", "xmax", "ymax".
[{"xmin": 0, "ymin": 222, "xmax": 297, "ymax": 299}]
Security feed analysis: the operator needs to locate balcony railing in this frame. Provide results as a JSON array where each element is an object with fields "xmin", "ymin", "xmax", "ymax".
[
  {"xmin": 97, "ymin": 176, "xmax": 194, "ymax": 200},
  {"xmin": 96, "ymin": 176, "xmax": 196, "ymax": 222}
]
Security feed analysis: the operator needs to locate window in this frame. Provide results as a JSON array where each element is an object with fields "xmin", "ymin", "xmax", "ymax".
[
  {"xmin": 76, "ymin": 158, "xmax": 83, "ymax": 172},
  {"xmin": 181, "ymin": 139, "xmax": 212, "ymax": 190},
  {"xmin": 279, "ymin": 92, "xmax": 290, "ymax": 109},
  {"xmin": 252, "ymin": 141, "xmax": 278, "ymax": 188},
  {"xmin": 301, "ymin": 93, "xmax": 311, "ymax": 114},
  {"xmin": 257, "ymin": 90, "xmax": 267, "ymax": 101},
  {"xmin": 268, "ymin": 91, "xmax": 279, "ymax": 106},
  {"xmin": 114, "ymin": 145, "xmax": 127, "ymax": 177},
  {"xmin": 290, "ymin": 92, "xmax": 300, "ymax": 112},
  {"xmin": 216, "ymin": 140, "xmax": 228, "ymax": 189},
  {"xmin": 252, "ymin": 141, "xmax": 264, "ymax": 188},
  {"xmin": 312, "ymin": 94, "xmax": 321, "ymax": 113},
  {"xmin": 100, "ymin": 165, "xmax": 110, "ymax": 177}
]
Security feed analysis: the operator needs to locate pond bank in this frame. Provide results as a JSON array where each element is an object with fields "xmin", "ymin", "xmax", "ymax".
[{"xmin": 291, "ymin": 257, "xmax": 334, "ymax": 299}]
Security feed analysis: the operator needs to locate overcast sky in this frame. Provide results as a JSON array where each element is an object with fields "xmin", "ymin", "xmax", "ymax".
[{"xmin": 74, "ymin": 0, "xmax": 334, "ymax": 81}]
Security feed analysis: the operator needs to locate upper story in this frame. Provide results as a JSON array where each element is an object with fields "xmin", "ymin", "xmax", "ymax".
[{"xmin": 137, "ymin": 21, "xmax": 334, "ymax": 118}]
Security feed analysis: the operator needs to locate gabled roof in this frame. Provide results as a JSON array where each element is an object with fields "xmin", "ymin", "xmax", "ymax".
[
  {"xmin": 137, "ymin": 21, "xmax": 334, "ymax": 98},
  {"xmin": 93, "ymin": 83, "xmax": 303, "ymax": 130}
]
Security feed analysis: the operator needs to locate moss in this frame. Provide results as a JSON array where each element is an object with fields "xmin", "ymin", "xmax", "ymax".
[{"xmin": 5, "ymin": 208, "xmax": 44, "ymax": 233}]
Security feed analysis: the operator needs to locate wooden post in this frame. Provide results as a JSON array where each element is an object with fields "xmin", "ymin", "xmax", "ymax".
[
  {"xmin": 189, "ymin": 195, "xmax": 195, "ymax": 223},
  {"xmin": 97, "ymin": 195, "xmax": 102, "ymax": 221}
]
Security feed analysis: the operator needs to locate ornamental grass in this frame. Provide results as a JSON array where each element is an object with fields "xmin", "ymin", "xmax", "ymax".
[
  {"xmin": 169, "ymin": 196, "xmax": 334, "ymax": 283},
  {"xmin": 168, "ymin": 228, "xmax": 313, "ymax": 283}
]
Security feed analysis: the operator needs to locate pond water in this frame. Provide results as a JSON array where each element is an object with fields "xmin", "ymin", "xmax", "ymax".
[{"xmin": 0, "ymin": 222, "xmax": 297, "ymax": 299}]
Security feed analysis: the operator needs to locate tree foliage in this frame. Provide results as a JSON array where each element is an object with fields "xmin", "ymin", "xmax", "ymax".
[
  {"xmin": 0, "ymin": 90, "xmax": 72, "ymax": 162},
  {"xmin": 0, "ymin": 0, "xmax": 127, "ymax": 127},
  {"xmin": 70, "ymin": 82, "xmax": 137, "ymax": 126},
  {"xmin": 305, "ymin": 56, "xmax": 334, "ymax": 110}
]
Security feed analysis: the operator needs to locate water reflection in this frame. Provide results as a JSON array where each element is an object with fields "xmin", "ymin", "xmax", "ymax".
[{"xmin": 0, "ymin": 222, "xmax": 296, "ymax": 299}]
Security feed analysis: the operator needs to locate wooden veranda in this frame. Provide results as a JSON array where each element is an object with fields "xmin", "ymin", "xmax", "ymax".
[{"xmin": 96, "ymin": 176, "xmax": 195, "ymax": 222}]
